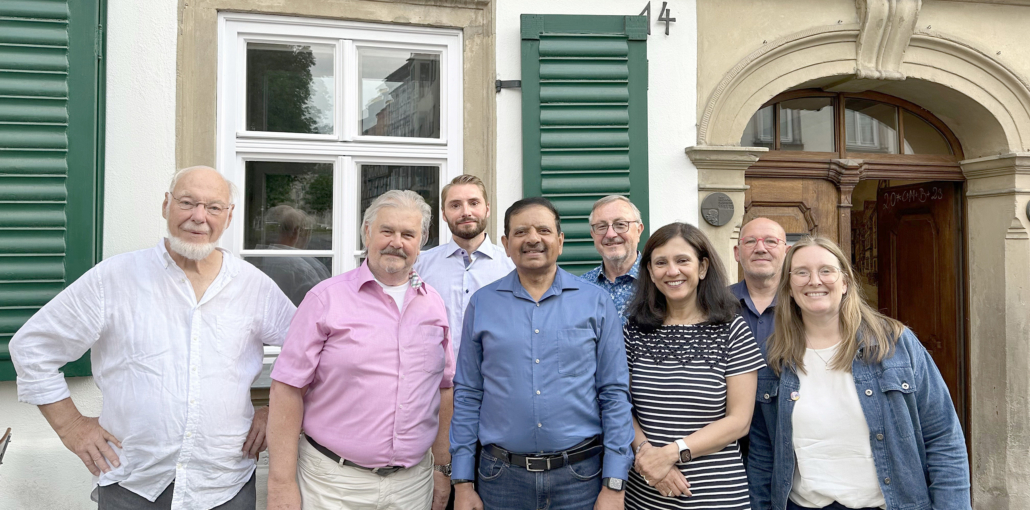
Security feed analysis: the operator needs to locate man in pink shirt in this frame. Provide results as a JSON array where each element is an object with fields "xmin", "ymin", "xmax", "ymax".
[{"xmin": 266, "ymin": 190, "xmax": 456, "ymax": 510}]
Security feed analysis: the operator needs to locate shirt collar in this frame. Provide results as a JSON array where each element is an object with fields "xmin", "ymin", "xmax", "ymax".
[
  {"xmin": 590, "ymin": 252, "xmax": 642, "ymax": 283},
  {"xmin": 155, "ymin": 239, "xmax": 239, "ymax": 278},
  {"xmin": 355, "ymin": 259, "xmax": 428, "ymax": 296},
  {"xmin": 498, "ymin": 266, "xmax": 580, "ymax": 300},
  {"xmin": 731, "ymin": 279, "xmax": 777, "ymax": 312},
  {"xmin": 444, "ymin": 234, "xmax": 503, "ymax": 260}
]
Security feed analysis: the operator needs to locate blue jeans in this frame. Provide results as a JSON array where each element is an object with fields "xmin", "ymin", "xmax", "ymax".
[{"xmin": 476, "ymin": 448, "xmax": 603, "ymax": 510}]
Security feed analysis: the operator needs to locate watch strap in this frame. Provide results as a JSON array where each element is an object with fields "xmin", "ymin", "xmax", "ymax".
[
  {"xmin": 675, "ymin": 439, "xmax": 692, "ymax": 463},
  {"xmin": 450, "ymin": 479, "xmax": 474, "ymax": 486}
]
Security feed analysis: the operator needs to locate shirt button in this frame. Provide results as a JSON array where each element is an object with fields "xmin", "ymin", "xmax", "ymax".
[
  {"xmin": 876, "ymin": 433, "xmax": 884, "ymax": 441},
  {"xmin": 535, "ymin": 359, "xmax": 540, "ymax": 364},
  {"xmin": 901, "ymin": 382, "xmax": 910, "ymax": 390},
  {"xmin": 759, "ymin": 319, "xmax": 764, "ymax": 324},
  {"xmin": 190, "ymin": 399, "xmax": 195, "ymax": 404},
  {"xmin": 534, "ymin": 329, "xmax": 540, "ymax": 334},
  {"xmin": 537, "ymin": 423, "xmax": 542, "ymax": 427},
  {"xmin": 536, "ymin": 303, "xmax": 540, "ymax": 307},
  {"xmin": 401, "ymin": 374, "xmax": 405, "ymax": 379},
  {"xmin": 399, "ymin": 404, "xmax": 404, "ymax": 409},
  {"xmin": 192, "ymin": 367, "xmax": 197, "ymax": 372},
  {"xmin": 186, "ymin": 432, "xmax": 192, "ymax": 437},
  {"xmin": 865, "ymin": 389, "xmax": 873, "ymax": 396},
  {"xmin": 764, "ymin": 393, "xmax": 770, "ymax": 399},
  {"xmin": 176, "ymin": 463, "xmax": 182, "ymax": 469},
  {"xmin": 884, "ymin": 477, "xmax": 891, "ymax": 485},
  {"xmin": 536, "ymin": 390, "xmax": 541, "ymax": 395}
]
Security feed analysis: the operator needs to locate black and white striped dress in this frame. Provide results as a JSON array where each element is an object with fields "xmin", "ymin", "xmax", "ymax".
[{"xmin": 625, "ymin": 315, "xmax": 764, "ymax": 510}]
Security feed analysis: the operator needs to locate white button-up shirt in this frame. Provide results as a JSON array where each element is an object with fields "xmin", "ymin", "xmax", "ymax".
[
  {"xmin": 11, "ymin": 241, "xmax": 296, "ymax": 509},
  {"xmin": 414, "ymin": 235, "xmax": 513, "ymax": 354}
]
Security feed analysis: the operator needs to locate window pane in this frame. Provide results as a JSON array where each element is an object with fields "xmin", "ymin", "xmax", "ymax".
[
  {"xmin": 359, "ymin": 49, "xmax": 441, "ymax": 138},
  {"xmin": 845, "ymin": 99, "xmax": 898, "ymax": 154},
  {"xmin": 246, "ymin": 43, "xmax": 334, "ymax": 134},
  {"xmin": 359, "ymin": 165, "xmax": 440, "ymax": 249},
  {"xmin": 740, "ymin": 105, "xmax": 775, "ymax": 149},
  {"xmin": 903, "ymin": 110, "xmax": 952, "ymax": 155},
  {"xmin": 246, "ymin": 256, "xmax": 332, "ymax": 306},
  {"xmin": 244, "ymin": 161, "xmax": 334, "ymax": 251},
  {"xmin": 778, "ymin": 97, "xmax": 834, "ymax": 152}
]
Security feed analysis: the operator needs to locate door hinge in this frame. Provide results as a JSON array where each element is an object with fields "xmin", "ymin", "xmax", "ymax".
[{"xmin": 95, "ymin": 24, "xmax": 104, "ymax": 60}]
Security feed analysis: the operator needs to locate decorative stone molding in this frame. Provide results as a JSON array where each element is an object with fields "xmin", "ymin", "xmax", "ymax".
[{"xmin": 855, "ymin": 0, "xmax": 922, "ymax": 80}]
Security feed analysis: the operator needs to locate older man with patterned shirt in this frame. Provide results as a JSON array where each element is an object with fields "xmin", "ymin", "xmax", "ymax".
[{"xmin": 579, "ymin": 195, "xmax": 645, "ymax": 320}]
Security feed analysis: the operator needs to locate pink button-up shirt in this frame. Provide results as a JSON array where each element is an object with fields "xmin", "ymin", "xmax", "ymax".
[{"xmin": 271, "ymin": 262, "xmax": 454, "ymax": 468}]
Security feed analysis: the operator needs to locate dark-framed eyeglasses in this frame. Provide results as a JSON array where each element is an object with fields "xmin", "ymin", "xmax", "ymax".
[
  {"xmin": 168, "ymin": 193, "xmax": 232, "ymax": 217},
  {"xmin": 590, "ymin": 220, "xmax": 639, "ymax": 236},
  {"xmin": 789, "ymin": 266, "xmax": 842, "ymax": 285},
  {"xmin": 740, "ymin": 236, "xmax": 785, "ymax": 249}
]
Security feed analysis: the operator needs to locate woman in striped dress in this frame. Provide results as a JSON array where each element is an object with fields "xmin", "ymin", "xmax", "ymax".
[{"xmin": 624, "ymin": 223, "xmax": 765, "ymax": 510}]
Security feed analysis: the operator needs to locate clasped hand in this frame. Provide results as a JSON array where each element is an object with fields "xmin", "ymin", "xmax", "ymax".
[{"xmin": 634, "ymin": 443, "xmax": 691, "ymax": 498}]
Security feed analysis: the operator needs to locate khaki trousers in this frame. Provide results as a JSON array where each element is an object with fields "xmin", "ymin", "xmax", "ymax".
[{"xmin": 297, "ymin": 437, "xmax": 434, "ymax": 510}]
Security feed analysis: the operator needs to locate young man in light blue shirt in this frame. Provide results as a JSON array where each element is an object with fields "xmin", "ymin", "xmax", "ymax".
[{"xmin": 415, "ymin": 175, "xmax": 514, "ymax": 356}]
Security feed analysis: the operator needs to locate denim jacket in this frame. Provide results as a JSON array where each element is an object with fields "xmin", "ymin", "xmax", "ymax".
[{"xmin": 746, "ymin": 328, "xmax": 970, "ymax": 510}]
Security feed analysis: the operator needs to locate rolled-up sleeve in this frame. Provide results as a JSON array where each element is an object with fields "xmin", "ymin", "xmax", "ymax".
[
  {"xmin": 260, "ymin": 282, "xmax": 297, "ymax": 347},
  {"xmin": 449, "ymin": 298, "xmax": 483, "ymax": 481},
  {"xmin": 11, "ymin": 267, "xmax": 106, "ymax": 405},
  {"xmin": 595, "ymin": 296, "xmax": 634, "ymax": 480}
]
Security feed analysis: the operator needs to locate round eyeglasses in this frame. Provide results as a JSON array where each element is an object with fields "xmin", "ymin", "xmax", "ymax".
[
  {"xmin": 740, "ymin": 236, "xmax": 785, "ymax": 249},
  {"xmin": 590, "ymin": 220, "xmax": 639, "ymax": 236},
  {"xmin": 168, "ymin": 194, "xmax": 232, "ymax": 217},
  {"xmin": 789, "ymin": 266, "xmax": 842, "ymax": 285}
]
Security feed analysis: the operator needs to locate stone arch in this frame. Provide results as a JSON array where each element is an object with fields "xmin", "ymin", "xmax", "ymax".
[{"xmin": 698, "ymin": 24, "xmax": 1030, "ymax": 159}]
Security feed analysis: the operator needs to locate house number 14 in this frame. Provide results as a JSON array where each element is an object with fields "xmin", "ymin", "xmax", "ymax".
[{"xmin": 640, "ymin": 1, "xmax": 676, "ymax": 35}]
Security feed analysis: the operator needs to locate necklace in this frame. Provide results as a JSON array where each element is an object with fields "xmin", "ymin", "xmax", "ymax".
[{"xmin": 809, "ymin": 343, "xmax": 839, "ymax": 366}]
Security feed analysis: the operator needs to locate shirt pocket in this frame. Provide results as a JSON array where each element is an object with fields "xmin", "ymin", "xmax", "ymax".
[
  {"xmin": 756, "ymin": 377, "xmax": 780, "ymax": 404},
  {"xmin": 213, "ymin": 316, "xmax": 254, "ymax": 361},
  {"xmin": 420, "ymin": 325, "xmax": 446, "ymax": 374},
  {"xmin": 557, "ymin": 327, "xmax": 596, "ymax": 377},
  {"xmin": 878, "ymin": 367, "xmax": 918, "ymax": 439}
]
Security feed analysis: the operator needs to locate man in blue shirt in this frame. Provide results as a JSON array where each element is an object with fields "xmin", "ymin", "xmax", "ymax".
[
  {"xmin": 579, "ymin": 195, "xmax": 645, "ymax": 320},
  {"xmin": 450, "ymin": 197, "xmax": 634, "ymax": 510},
  {"xmin": 729, "ymin": 217, "xmax": 787, "ymax": 354},
  {"xmin": 415, "ymin": 174, "xmax": 515, "ymax": 356}
]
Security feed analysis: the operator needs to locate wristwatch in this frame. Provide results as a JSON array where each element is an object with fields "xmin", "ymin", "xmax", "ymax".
[
  {"xmin": 602, "ymin": 477, "xmax": 625, "ymax": 491},
  {"xmin": 434, "ymin": 463, "xmax": 452, "ymax": 477},
  {"xmin": 675, "ymin": 439, "xmax": 692, "ymax": 463},
  {"xmin": 450, "ymin": 479, "xmax": 474, "ymax": 486}
]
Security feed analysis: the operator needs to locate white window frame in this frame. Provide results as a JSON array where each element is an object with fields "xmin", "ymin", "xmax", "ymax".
[{"xmin": 216, "ymin": 12, "xmax": 463, "ymax": 273}]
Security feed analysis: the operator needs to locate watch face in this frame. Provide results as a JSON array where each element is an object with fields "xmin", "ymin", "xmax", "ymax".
[
  {"xmin": 679, "ymin": 449, "xmax": 692, "ymax": 463},
  {"xmin": 606, "ymin": 478, "xmax": 624, "ymax": 491}
]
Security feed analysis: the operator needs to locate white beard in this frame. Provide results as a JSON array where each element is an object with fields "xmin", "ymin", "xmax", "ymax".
[{"xmin": 167, "ymin": 230, "xmax": 217, "ymax": 260}]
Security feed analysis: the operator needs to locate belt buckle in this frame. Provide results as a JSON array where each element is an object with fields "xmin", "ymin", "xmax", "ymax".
[{"xmin": 525, "ymin": 456, "xmax": 551, "ymax": 472}]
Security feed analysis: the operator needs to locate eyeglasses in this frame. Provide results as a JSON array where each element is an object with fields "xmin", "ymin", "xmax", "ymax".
[
  {"xmin": 789, "ymin": 266, "xmax": 842, "ymax": 285},
  {"xmin": 168, "ymin": 194, "xmax": 232, "ymax": 217},
  {"xmin": 590, "ymin": 220, "xmax": 639, "ymax": 236},
  {"xmin": 740, "ymin": 236, "xmax": 785, "ymax": 249}
]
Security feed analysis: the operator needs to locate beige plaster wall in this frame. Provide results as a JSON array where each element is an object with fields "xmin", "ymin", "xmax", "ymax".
[{"xmin": 176, "ymin": 0, "xmax": 498, "ymax": 231}]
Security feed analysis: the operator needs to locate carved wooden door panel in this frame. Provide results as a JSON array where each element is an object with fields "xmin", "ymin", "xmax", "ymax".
[
  {"xmin": 877, "ymin": 181, "xmax": 964, "ymax": 419},
  {"xmin": 743, "ymin": 177, "xmax": 839, "ymax": 238}
]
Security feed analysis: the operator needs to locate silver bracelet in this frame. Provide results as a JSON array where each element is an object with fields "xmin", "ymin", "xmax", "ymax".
[{"xmin": 634, "ymin": 440, "xmax": 651, "ymax": 456}]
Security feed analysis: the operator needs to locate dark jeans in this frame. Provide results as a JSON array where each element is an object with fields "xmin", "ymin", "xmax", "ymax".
[
  {"xmin": 476, "ymin": 448, "xmax": 602, "ymax": 510},
  {"xmin": 787, "ymin": 500, "xmax": 883, "ymax": 510},
  {"xmin": 97, "ymin": 472, "xmax": 256, "ymax": 510}
]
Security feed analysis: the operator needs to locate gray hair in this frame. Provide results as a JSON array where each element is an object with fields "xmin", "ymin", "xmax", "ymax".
[
  {"xmin": 167, "ymin": 166, "xmax": 239, "ymax": 205},
  {"xmin": 362, "ymin": 190, "xmax": 433, "ymax": 248},
  {"xmin": 588, "ymin": 195, "xmax": 642, "ymax": 225}
]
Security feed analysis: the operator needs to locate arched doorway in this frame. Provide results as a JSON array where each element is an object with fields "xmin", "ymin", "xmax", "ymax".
[{"xmin": 739, "ymin": 89, "xmax": 968, "ymax": 430}]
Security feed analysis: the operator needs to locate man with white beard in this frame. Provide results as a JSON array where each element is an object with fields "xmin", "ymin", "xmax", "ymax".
[
  {"xmin": 10, "ymin": 166, "xmax": 296, "ymax": 510},
  {"xmin": 579, "ymin": 195, "xmax": 646, "ymax": 320}
]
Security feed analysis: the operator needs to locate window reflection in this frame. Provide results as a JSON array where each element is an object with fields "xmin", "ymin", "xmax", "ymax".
[
  {"xmin": 359, "ymin": 165, "xmax": 439, "ymax": 249},
  {"xmin": 246, "ymin": 43, "xmax": 334, "ymax": 134},
  {"xmin": 845, "ymin": 99, "xmax": 898, "ymax": 154},
  {"xmin": 359, "ymin": 49, "xmax": 441, "ymax": 138},
  {"xmin": 902, "ymin": 110, "xmax": 951, "ymax": 155},
  {"xmin": 740, "ymin": 105, "xmax": 774, "ymax": 149},
  {"xmin": 247, "ymin": 254, "xmax": 332, "ymax": 306},
  {"xmin": 779, "ymin": 97, "xmax": 834, "ymax": 152}
]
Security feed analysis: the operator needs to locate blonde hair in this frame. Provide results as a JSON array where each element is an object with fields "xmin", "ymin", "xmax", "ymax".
[
  {"xmin": 766, "ymin": 236, "xmax": 904, "ymax": 375},
  {"xmin": 441, "ymin": 174, "xmax": 488, "ymax": 206}
]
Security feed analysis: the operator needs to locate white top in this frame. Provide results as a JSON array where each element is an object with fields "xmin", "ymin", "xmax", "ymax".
[
  {"xmin": 10, "ymin": 241, "xmax": 296, "ymax": 509},
  {"xmin": 413, "ymin": 235, "xmax": 514, "ymax": 354},
  {"xmin": 790, "ymin": 343, "xmax": 886, "ymax": 509},
  {"xmin": 374, "ymin": 277, "xmax": 408, "ymax": 310}
]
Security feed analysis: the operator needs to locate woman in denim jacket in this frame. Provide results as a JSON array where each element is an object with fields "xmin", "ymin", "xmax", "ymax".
[{"xmin": 746, "ymin": 237, "xmax": 970, "ymax": 510}]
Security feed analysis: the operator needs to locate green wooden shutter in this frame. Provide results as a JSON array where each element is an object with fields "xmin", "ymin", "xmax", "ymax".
[
  {"xmin": 0, "ymin": 0, "xmax": 105, "ymax": 380},
  {"xmin": 521, "ymin": 14, "xmax": 649, "ymax": 275}
]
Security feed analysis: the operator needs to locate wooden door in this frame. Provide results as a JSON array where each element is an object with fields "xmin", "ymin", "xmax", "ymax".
[
  {"xmin": 743, "ymin": 177, "xmax": 839, "ymax": 237},
  {"xmin": 877, "ymin": 182, "xmax": 964, "ymax": 420}
]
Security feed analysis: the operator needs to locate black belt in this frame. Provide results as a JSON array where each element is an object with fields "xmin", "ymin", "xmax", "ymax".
[
  {"xmin": 305, "ymin": 434, "xmax": 404, "ymax": 476},
  {"xmin": 484, "ymin": 436, "xmax": 603, "ymax": 472}
]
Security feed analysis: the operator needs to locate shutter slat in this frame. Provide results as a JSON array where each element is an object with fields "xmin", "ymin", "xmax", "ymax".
[
  {"xmin": 542, "ymin": 152, "xmax": 630, "ymax": 171},
  {"xmin": 540, "ymin": 61, "xmax": 628, "ymax": 80},
  {"xmin": 542, "ymin": 175, "xmax": 631, "ymax": 195},
  {"xmin": 540, "ymin": 83, "xmax": 627, "ymax": 103},
  {"xmin": 0, "ymin": 20, "xmax": 70, "ymax": 46},
  {"xmin": 549, "ymin": 197, "xmax": 604, "ymax": 217},
  {"xmin": 0, "ymin": 124, "xmax": 67, "ymax": 148},
  {"xmin": 0, "ymin": 0, "xmax": 69, "ymax": 20},
  {"xmin": 0, "ymin": 230, "xmax": 65, "ymax": 254},
  {"xmin": 539, "ymin": 37, "xmax": 628, "ymax": 57},
  {"xmin": 0, "ymin": 309, "xmax": 39, "ymax": 337},
  {"xmin": 0, "ymin": 282, "xmax": 64, "ymax": 307},
  {"xmin": 0, "ymin": 71, "xmax": 68, "ymax": 97},
  {"xmin": 540, "ymin": 128, "xmax": 629, "ymax": 149},
  {"xmin": 0, "ymin": 203, "xmax": 68, "ymax": 227},
  {"xmin": 0, "ymin": 98, "xmax": 69, "ymax": 124},
  {"xmin": 0, "ymin": 176, "xmax": 68, "ymax": 200},
  {"xmin": 0, "ymin": 46, "xmax": 67, "ymax": 72},
  {"xmin": 0, "ymin": 256, "xmax": 65, "ymax": 281},
  {"xmin": 541, "ymin": 106, "xmax": 628, "ymax": 126}
]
